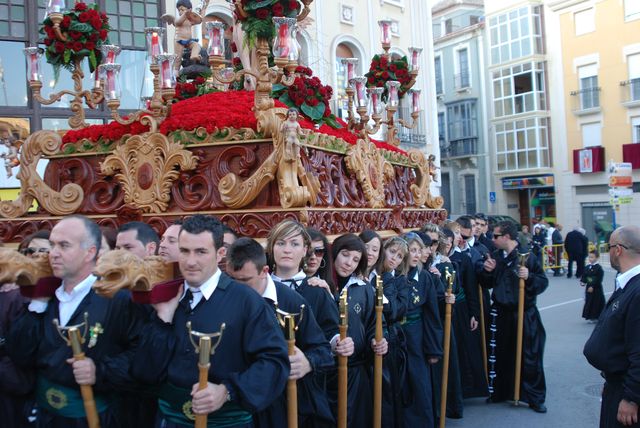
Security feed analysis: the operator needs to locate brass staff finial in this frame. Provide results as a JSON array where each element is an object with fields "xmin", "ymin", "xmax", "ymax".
[
  {"xmin": 375, "ymin": 275, "xmax": 384, "ymax": 307},
  {"xmin": 339, "ymin": 288, "xmax": 348, "ymax": 327},
  {"xmin": 275, "ymin": 304, "xmax": 305, "ymax": 341}
]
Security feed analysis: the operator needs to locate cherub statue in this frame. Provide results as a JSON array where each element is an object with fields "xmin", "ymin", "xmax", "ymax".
[
  {"xmin": 161, "ymin": 0, "xmax": 209, "ymax": 76},
  {"xmin": 427, "ymin": 154, "xmax": 439, "ymax": 182},
  {"xmin": 280, "ymin": 108, "xmax": 309, "ymax": 161},
  {"xmin": 0, "ymin": 127, "xmax": 19, "ymax": 178}
]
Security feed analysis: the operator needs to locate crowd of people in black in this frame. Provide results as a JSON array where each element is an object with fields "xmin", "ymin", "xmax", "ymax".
[{"xmin": 1, "ymin": 213, "xmax": 638, "ymax": 427}]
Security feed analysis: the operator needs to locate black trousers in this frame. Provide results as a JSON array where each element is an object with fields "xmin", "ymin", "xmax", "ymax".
[
  {"xmin": 601, "ymin": 380, "xmax": 640, "ymax": 428},
  {"xmin": 567, "ymin": 254, "xmax": 585, "ymax": 278}
]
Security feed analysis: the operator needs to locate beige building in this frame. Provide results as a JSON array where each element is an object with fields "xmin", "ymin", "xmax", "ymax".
[{"xmin": 548, "ymin": 0, "xmax": 640, "ymax": 243}]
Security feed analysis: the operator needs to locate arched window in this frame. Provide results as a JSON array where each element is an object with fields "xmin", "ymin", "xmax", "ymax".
[{"xmin": 334, "ymin": 41, "xmax": 364, "ymax": 119}]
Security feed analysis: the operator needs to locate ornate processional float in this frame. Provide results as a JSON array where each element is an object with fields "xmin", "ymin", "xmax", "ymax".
[{"xmin": 0, "ymin": 0, "xmax": 445, "ymax": 244}]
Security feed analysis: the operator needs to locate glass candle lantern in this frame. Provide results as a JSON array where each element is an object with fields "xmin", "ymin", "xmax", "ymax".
[
  {"xmin": 101, "ymin": 45, "xmax": 121, "ymax": 64},
  {"xmin": 408, "ymin": 89, "xmax": 421, "ymax": 113},
  {"xmin": 156, "ymin": 54, "xmax": 177, "ymax": 89},
  {"xmin": 341, "ymin": 58, "xmax": 358, "ymax": 86},
  {"xmin": 385, "ymin": 80, "xmax": 401, "ymax": 107},
  {"xmin": 378, "ymin": 20, "xmax": 392, "ymax": 45},
  {"xmin": 99, "ymin": 63, "xmax": 121, "ymax": 101},
  {"xmin": 272, "ymin": 17, "xmax": 299, "ymax": 61},
  {"xmin": 350, "ymin": 77, "xmax": 368, "ymax": 108},
  {"xmin": 144, "ymin": 27, "xmax": 165, "ymax": 62},
  {"xmin": 367, "ymin": 87, "xmax": 384, "ymax": 115},
  {"xmin": 408, "ymin": 47, "xmax": 422, "ymax": 72},
  {"xmin": 206, "ymin": 21, "xmax": 226, "ymax": 57},
  {"xmin": 23, "ymin": 47, "xmax": 43, "ymax": 82},
  {"xmin": 45, "ymin": 0, "xmax": 65, "ymax": 15}
]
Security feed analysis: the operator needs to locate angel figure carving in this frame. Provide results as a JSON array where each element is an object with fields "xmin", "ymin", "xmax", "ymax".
[
  {"xmin": 280, "ymin": 108, "xmax": 309, "ymax": 161},
  {"xmin": 0, "ymin": 127, "xmax": 20, "ymax": 178},
  {"xmin": 161, "ymin": 0, "xmax": 209, "ymax": 75}
]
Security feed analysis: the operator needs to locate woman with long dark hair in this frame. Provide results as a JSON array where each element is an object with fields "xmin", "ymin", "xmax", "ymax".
[{"xmin": 304, "ymin": 228, "xmax": 334, "ymax": 294}]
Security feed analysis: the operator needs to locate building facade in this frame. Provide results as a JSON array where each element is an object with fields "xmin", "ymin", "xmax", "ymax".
[
  {"xmin": 548, "ymin": 0, "xmax": 640, "ymax": 243},
  {"xmin": 432, "ymin": 0, "xmax": 491, "ymax": 216},
  {"xmin": 484, "ymin": 0, "xmax": 556, "ymax": 227}
]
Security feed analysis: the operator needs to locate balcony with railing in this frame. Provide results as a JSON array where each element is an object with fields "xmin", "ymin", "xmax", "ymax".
[
  {"xmin": 397, "ymin": 107, "xmax": 427, "ymax": 147},
  {"xmin": 441, "ymin": 137, "xmax": 478, "ymax": 159},
  {"xmin": 620, "ymin": 78, "xmax": 640, "ymax": 107},
  {"xmin": 570, "ymin": 87, "xmax": 601, "ymax": 115},
  {"xmin": 454, "ymin": 71, "xmax": 470, "ymax": 90}
]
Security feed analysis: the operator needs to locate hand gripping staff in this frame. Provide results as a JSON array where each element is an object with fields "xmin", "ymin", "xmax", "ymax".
[
  {"xmin": 186, "ymin": 321, "xmax": 226, "ymax": 428},
  {"xmin": 337, "ymin": 288, "xmax": 348, "ymax": 428},
  {"xmin": 373, "ymin": 275, "xmax": 384, "ymax": 428},
  {"xmin": 275, "ymin": 305, "xmax": 305, "ymax": 428},
  {"xmin": 514, "ymin": 251, "xmax": 530, "ymax": 406},
  {"xmin": 439, "ymin": 267, "xmax": 456, "ymax": 428},
  {"xmin": 52, "ymin": 313, "xmax": 100, "ymax": 428}
]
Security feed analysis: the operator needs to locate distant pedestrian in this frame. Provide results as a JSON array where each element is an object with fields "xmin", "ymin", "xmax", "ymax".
[
  {"xmin": 565, "ymin": 227, "xmax": 589, "ymax": 279},
  {"xmin": 581, "ymin": 250, "xmax": 605, "ymax": 322},
  {"xmin": 584, "ymin": 225, "xmax": 640, "ymax": 428},
  {"xmin": 550, "ymin": 223, "xmax": 564, "ymax": 277}
]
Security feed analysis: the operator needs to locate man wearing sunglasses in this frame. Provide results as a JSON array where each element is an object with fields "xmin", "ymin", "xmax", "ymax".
[
  {"xmin": 479, "ymin": 221, "xmax": 548, "ymax": 413},
  {"xmin": 585, "ymin": 225, "xmax": 640, "ymax": 427}
]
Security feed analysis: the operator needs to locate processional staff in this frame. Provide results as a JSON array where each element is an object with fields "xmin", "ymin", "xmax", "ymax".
[
  {"xmin": 53, "ymin": 313, "xmax": 100, "ymax": 428},
  {"xmin": 478, "ymin": 284, "xmax": 488, "ymax": 383},
  {"xmin": 373, "ymin": 275, "xmax": 384, "ymax": 428},
  {"xmin": 514, "ymin": 251, "xmax": 530, "ymax": 406},
  {"xmin": 337, "ymin": 289, "xmax": 348, "ymax": 428},
  {"xmin": 439, "ymin": 267, "xmax": 456, "ymax": 428},
  {"xmin": 275, "ymin": 305, "xmax": 305, "ymax": 428},
  {"xmin": 186, "ymin": 321, "xmax": 226, "ymax": 428}
]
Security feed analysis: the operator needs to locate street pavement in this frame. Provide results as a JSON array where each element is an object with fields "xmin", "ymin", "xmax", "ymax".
[{"xmin": 444, "ymin": 264, "xmax": 618, "ymax": 428}]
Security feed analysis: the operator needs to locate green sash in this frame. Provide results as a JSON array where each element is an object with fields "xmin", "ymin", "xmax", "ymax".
[
  {"xmin": 157, "ymin": 382, "xmax": 252, "ymax": 427},
  {"xmin": 400, "ymin": 312, "xmax": 422, "ymax": 326},
  {"xmin": 36, "ymin": 377, "xmax": 111, "ymax": 419}
]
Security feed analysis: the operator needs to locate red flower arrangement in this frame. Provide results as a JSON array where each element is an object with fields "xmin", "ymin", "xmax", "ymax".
[
  {"xmin": 233, "ymin": 0, "xmax": 299, "ymax": 46},
  {"xmin": 60, "ymin": 90, "xmax": 407, "ymax": 156},
  {"xmin": 41, "ymin": 2, "xmax": 110, "ymax": 74},
  {"xmin": 174, "ymin": 75, "xmax": 216, "ymax": 101},
  {"xmin": 271, "ymin": 66, "xmax": 341, "ymax": 128},
  {"xmin": 365, "ymin": 54, "xmax": 412, "ymax": 101}
]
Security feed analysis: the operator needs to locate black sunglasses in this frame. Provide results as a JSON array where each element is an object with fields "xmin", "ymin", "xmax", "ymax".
[
  {"xmin": 21, "ymin": 248, "xmax": 50, "ymax": 255},
  {"xmin": 312, "ymin": 247, "xmax": 325, "ymax": 257},
  {"xmin": 492, "ymin": 233, "xmax": 504, "ymax": 239}
]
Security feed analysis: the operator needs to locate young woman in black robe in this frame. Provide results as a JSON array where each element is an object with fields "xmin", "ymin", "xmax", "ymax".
[
  {"xmin": 581, "ymin": 250, "xmax": 605, "ymax": 321},
  {"xmin": 401, "ymin": 233, "xmax": 443, "ymax": 428},
  {"xmin": 328, "ymin": 233, "xmax": 388, "ymax": 428}
]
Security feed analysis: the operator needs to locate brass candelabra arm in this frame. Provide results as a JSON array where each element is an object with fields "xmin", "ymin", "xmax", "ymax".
[
  {"xmin": 297, "ymin": 0, "xmax": 314, "ymax": 22},
  {"xmin": 106, "ymin": 99, "xmax": 161, "ymax": 133},
  {"xmin": 29, "ymin": 81, "xmax": 78, "ymax": 106},
  {"xmin": 397, "ymin": 111, "xmax": 420, "ymax": 130}
]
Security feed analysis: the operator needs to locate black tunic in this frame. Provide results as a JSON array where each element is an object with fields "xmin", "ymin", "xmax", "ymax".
[
  {"xmin": 450, "ymin": 251, "xmax": 489, "ymax": 399},
  {"xmin": 582, "ymin": 263, "xmax": 605, "ymax": 320},
  {"xmin": 0, "ymin": 287, "xmax": 34, "ymax": 428},
  {"xmin": 328, "ymin": 276, "xmax": 376, "ymax": 428},
  {"xmin": 255, "ymin": 280, "xmax": 335, "ymax": 428},
  {"xmin": 8, "ymin": 285, "xmax": 144, "ymax": 428},
  {"xmin": 402, "ymin": 268, "xmax": 443, "ymax": 428},
  {"xmin": 584, "ymin": 273, "xmax": 640, "ymax": 428},
  {"xmin": 131, "ymin": 273, "xmax": 289, "ymax": 427},
  {"xmin": 478, "ymin": 247, "xmax": 548, "ymax": 406}
]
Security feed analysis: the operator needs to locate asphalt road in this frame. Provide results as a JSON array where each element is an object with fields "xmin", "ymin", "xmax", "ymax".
[{"xmin": 444, "ymin": 264, "xmax": 618, "ymax": 428}]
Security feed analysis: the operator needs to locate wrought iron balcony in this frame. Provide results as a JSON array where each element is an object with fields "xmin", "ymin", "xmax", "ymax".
[
  {"xmin": 620, "ymin": 78, "xmax": 640, "ymax": 106},
  {"xmin": 441, "ymin": 137, "xmax": 478, "ymax": 159},
  {"xmin": 570, "ymin": 87, "xmax": 601, "ymax": 115}
]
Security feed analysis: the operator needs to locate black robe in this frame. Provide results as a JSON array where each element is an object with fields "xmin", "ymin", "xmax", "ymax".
[
  {"xmin": 582, "ymin": 263, "xmax": 605, "ymax": 320},
  {"xmin": 584, "ymin": 273, "xmax": 640, "ymax": 428},
  {"xmin": 131, "ymin": 273, "xmax": 289, "ymax": 428},
  {"xmin": 9, "ymin": 286, "xmax": 144, "ymax": 428},
  {"xmin": 450, "ymin": 250, "xmax": 489, "ymax": 399},
  {"xmin": 328, "ymin": 276, "xmax": 376, "ymax": 428},
  {"xmin": 0, "ymin": 287, "xmax": 34, "ymax": 428},
  {"xmin": 255, "ymin": 281, "xmax": 335, "ymax": 428},
  {"xmin": 478, "ymin": 246, "xmax": 548, "ymax": 407},
  {"xmin": 376, "ymin": 271, "xmax": 409, "ymax": 428},
  {"xmin": 431, "ymin": 260, "xmax": 464, "ymax": 419},
  {"xmin": 402, "ymin": 268, "xmax": 443, "ymax": 428}
]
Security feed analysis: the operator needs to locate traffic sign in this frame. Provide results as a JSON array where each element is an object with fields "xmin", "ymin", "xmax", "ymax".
[{"xmin": 489, "ymin": 191, "xmax": 496, "ymax": 203}]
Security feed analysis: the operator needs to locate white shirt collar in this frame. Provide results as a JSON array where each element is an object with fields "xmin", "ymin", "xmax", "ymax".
[
  {"xmin": 368, "ymin": 269, "xmax": 378, "ymax": 283},
  {"xmin": 271, "ymin": 270, "xmax": 306, "ymax": 289},
  {"xmin": 468, "ymin": 237, "xmax": 476, "ymax": 247},
  {"xmin": 615, "ymin": 264, "xmax": 640, "ymax": 290},
  {"xmin": 56, "ymin": 274, "xmax": 97, "ymax": 327},
  {"xmin": 262, "ymin": 274, "xmax": 278, "ymax": 305},
  {"xmin": 344, "ymin": 275, "xmax": 366, "ymax": 289},
  {"xmin": 183, "ymin": 268, "xmax": 221, "ymax": 301},
  {"xmin": 453, "ymin": 246, "xmax": 462, "ymax": 254}
]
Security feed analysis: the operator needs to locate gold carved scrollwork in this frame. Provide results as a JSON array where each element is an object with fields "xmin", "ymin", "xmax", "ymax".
[
  {"xmin": 0, "ymin": 130, "xmax": 84, "ymax": 218},
  {"xmin": 345, "ymin": 139, "xmax": 395, "ymax": 208},
  {"xmin": 100, "ymin": 132, "xmax": 197, "ymax": 213},
  {"xmin": 218, "ymin": 108, "xmax": 320, "ymax": 209},
  {"xmin": 407, "ymin": 149, "xmax": 444, "ymax": 209}
]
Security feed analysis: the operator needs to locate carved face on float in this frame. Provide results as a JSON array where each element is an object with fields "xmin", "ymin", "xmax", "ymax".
[{"xmin": 93, "ymin": 249, "xmax": 143, "ymax": 297}]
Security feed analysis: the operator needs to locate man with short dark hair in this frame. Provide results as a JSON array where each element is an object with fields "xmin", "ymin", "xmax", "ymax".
[
  {"xmin": 116, "ymin": 221, "xmax": 160, "ymax": 259},
  {"xmin": 474, "ymin": 213, "xmax": 495, "ymax": 252},
  {"xmin": 218, "ymin": 225, "xmax": 238, "ymax": 273},
  {"xmin": 9, "ymin": 215, "xmax": 143, "ymax": 427},
  {"xmin": 159, "ymin": 220, "xmax": 182, "ymax": 263},
  {"xmin": 479, "ymin": 221, "xmax": 548, "ymax": 413},
  {"xmin": 585, "ymin": 225, "xmax": 640, "ymax": 427},
  {"xmin": 132, "ymin": 215, "xmax": 289, "ymax": 428},
  {"xmin": 564, "ymin": 226, "xmax": 588, "ymax": 279},
  {"xmin": 226, "ymin": 237, "xmax": 334, "ymax": 427}
]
